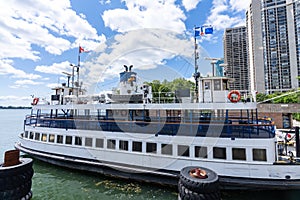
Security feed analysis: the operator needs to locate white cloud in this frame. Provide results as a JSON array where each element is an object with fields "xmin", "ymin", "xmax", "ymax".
[
  {"xmin": 229, "ymin": 0, "xmax": 251, "ymax": 12},
  {"xmin": 206, "ymin": 0, "xmax": 247, "ymax": 32},
  {"xmin": 0, "ymin": 59, "xmax": 41, "ymax": 80},
  {"xmin": 46, "ymin": 83, "xmax": 62, "ymax": 89},
  {"xmin": 182, "ymin": 0, "xmax": 202, "ymax": 11},
  {"xmin": 14, "ymin": 80, "xmax": 43, "ymax": 86},
  {"xmin": 0, "ymin": 95, "xmax": 32, "ymax": 106},
  {"xmin": 0, "ymin": 96, "xmax": 28, "ymax": 101},
  {"xmin": 10, "ymin": 79, "xmax": 44, "ymax": 89},
  {"xmin": 102, "ymin": 0, "xmax": 186, "ymax": 33},
  {"xmin": 35, "ymin": 61, "xmax": 88, "ymax": 88},
  {"xmin": 0, "ymin": 0, "xmax": 105, "ymax": 60},
  {"xmin": 82, "ymin": 29, "xmax": 195, "ymax": 92},
  {"xmin": 99, "ymin": 0, "xmax": 111, "ymax": 5},
  {"xmin": 35, "ymin": 61, "xmax": 73, "ymax": 75}
]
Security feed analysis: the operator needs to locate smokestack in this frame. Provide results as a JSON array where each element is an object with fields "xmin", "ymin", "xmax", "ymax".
[{"xmin": 124, "ymin": 65, "xmax": 128, "ymax": 72}]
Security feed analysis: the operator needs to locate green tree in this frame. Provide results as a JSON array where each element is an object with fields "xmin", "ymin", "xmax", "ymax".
[
  {"xmin": 256, "ymin": 93, "xmax": 268, "ymax": 102},
  {"xmin": 165, "ymin": 78, "xmax": 194, "ymax": 92},
  {"xmin": 145, "ymin": 78, "xmax": 194, "ymax": 103},
  {"xmin": 145, "ymin": 80, "xmax": 171, "ymax": 103},
  {"xmin": 257, "ymin": 90, "xmax": 300, "ymax": 104}
]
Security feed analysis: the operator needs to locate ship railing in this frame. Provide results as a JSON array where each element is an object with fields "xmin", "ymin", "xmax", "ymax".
[
  {"xmin": 25, "ymin": 114, "xmax": 274, "ymax": 125},
  {"xmin": 24, "ymin": 115, "xmax": 275, "ymax": 138}
]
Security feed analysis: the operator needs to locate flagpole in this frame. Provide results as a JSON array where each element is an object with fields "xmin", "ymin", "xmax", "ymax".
[
  {"xmin": 194, "ymin": 26, "xmax": 200, "ymax": 103},
  {"xmin": 77, "ymin": 45, "xmax": 81, "ymax": 89}
]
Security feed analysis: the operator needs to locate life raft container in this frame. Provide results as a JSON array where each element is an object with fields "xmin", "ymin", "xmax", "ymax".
[{"xmin": 227, "ymin": 90, "xmax": 241, "ymax": 103}]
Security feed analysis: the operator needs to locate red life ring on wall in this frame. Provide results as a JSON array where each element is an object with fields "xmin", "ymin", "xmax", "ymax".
[
  {"xmin": 227, "ymin": 90, "xmax": 241, "ymax": 103},
  {"xmin": 32, "ymin": 97, "xmax": 39, "ymax": 105}
]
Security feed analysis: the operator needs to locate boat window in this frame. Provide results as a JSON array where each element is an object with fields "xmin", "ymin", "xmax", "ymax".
[
  {"xmin": 85, "ymin": 109, "xmax": 90, "ymax": 117},
  {"xmin": 252, "ymin": 149, "xmax": 267, "ymax": 161},
  {"xmin": 29, "ymin": 132, "xmax": 34, "ymax": 140},
  {"xmin": 75, "ymin": 136, "xmax": 82, "ymax": 146},
  {"xmin": 214, "ymin": 80, "xmax": 221, "ymax": 91},
  {"xmin": 57, "ymin": 135, "xmax": 63, "ymax": 144},
  {"xmin": 34, "ymin": 132, "xmax": 40, "ymax": 141},
  {"xmin": 69, "ymin": 109, "xmax": 75, "ymax": 117},
  {"xmin": 85, "ymin": 137, "xmax": 93, "ymax": 147},
  {"xmin": 178, "ymin": 145, "xmax": 189, "ymax": 157},
  {"xmin": 119, "ymin": 140, "xmax": 129, "ymax": 151},
  {"xmin": 204, "ymin": 82, "xmax": 210, "ymax": 90},
  {"xmin": 24, "ymin": 131, "xmax": 29, "ymax": 138},
  {"xmin": 121, "ymin": 110, "xmax": 128, "ymax": 117},
  {"xmin": 223, "ymin": 80, "xmax": 229, "ymax": 90},
  {"xmin": 195, "ymin": 146, "xmax": 207, "ymax": 158},
  {"xmin": 161, "ymin": 144, "xmax": 173, "ymax": 155},
  {"xmin": 107, "ymin": 110, "xmax": 113, "ymax": 117},
  {"xmin": 107, "ymin": 139, "xmax": 116, "ymax": 149},
  {"xmin": 66, "ymin": 136, "xmax": 72, "ymax": 145},
  {"xmin": 41, "ymin": 134, "xmax": 47, "ymax": 142},
  {"xmin": 49, "ymin": 134, "xmax": 55, "ymax": 143},
  {"xmin": 95, "ymin": 138, "xmax": 104, "ymax": 148},
  {"xmin": 213, "ymin": 147, "xmax": 226, "ymax": 159},
  {"xmin": 78, "ymin": 110, "xmax": 85, "ymax": 117},
  {"xmin": 146, "ymin": 142, "xmax": 157, "ymax": 154},
  {"xmin": 232, "ymin": 148, "xmax": 246, "ymax": 160},
  {"xmin": 132, "ymin": 141, "xmax": 142, "ymax": 152}
]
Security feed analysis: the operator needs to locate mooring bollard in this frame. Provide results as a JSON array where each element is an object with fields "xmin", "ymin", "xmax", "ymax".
[{"xmin": 0, "ymin": 150, "xmax": 34, "ymax": 200}]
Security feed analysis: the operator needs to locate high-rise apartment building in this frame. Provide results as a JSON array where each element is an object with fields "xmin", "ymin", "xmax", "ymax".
[
  {"xmin": 247, "ymin": 0, "xmax": 300, "ymax": 94},
  {"xmin": 223, "ymin": 26, "xmax": 250, "ymax": 93}
]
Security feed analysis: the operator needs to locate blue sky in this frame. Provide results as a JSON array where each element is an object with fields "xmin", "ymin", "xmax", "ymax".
[{"xmin": 0, "ymin": 0, "xmax": 250, "ymax": 106}]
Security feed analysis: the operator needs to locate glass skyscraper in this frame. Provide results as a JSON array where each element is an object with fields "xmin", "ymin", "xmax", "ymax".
[
  {"xmin": 223, "ymin": 26, "xmax": 250, "ymax": 93},
  {"xmin": 247, "ymin": 0, "xmax": 300, "ymax": 94}
]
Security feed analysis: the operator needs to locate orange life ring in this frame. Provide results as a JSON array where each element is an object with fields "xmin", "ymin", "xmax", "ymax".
[
  {"xmin": 227, "ymin": 90, "xmax": 241, "ymax": 103},
  {"xmin": 32, "ymin": 97, "xmax": 39, "ymax": 105}
]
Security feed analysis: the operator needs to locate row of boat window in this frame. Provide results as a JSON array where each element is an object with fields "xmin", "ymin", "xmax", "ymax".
[{"xmin": 23, "ymin": 131, "xmax": 267, "ymax": 162}]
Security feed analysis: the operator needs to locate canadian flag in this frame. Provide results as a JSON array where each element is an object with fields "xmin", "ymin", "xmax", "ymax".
[{"xmin": 79, "ymin": 46, "xmax": 88, "ymax": 53}]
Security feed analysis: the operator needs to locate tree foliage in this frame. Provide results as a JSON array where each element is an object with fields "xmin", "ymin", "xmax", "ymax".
[
  {"xmin": 294, "ymin": 113, "xmax": 300, "ymax": 121},
  {"xmin": 145, "ymin": 78, "xmax": 194, "ymax": 103},
  {"xmin": 256, "ymin": 91, "xmax": 300, "ymax": 104},
  {"xmin": 256, "ymin": 90, "xmax": 300, "ymax": 121}
]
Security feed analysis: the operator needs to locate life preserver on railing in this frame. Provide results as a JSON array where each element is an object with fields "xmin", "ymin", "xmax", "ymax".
[
  {"xmin": 31, "ymin": 97, "xmax": 39, "ymax": 105},
  {"xmin": 227, "ymin": 90, "xmax": 241, "ymax": 103}
]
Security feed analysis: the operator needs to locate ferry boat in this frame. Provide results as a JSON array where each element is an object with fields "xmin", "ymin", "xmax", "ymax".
[{"xmin": 15, "ymin": 61, "xmax": 300, "ymax": 190}]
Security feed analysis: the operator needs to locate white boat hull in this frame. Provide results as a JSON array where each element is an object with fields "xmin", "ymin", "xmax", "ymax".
[{"xmin": 16, "ymin": 126, "xmax": 300, "ymax": 190}]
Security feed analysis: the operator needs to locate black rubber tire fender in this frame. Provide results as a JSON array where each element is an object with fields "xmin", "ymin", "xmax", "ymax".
[
  {"xmin": 179, "ymin": 166, "xmax": 219, "ymax": 194},
  {"xmin": 178, "ymin": 180, "xmax": 221, "ymax": 200}
]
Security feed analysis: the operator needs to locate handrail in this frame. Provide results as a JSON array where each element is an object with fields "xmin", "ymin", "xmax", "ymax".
[
  {"xmin": 25, "ymin": 116, "xmax": 274, "ymax": 126},
  {"xmin": 25, "ymin": 116, "xmax": 275, "ymax": 138}
]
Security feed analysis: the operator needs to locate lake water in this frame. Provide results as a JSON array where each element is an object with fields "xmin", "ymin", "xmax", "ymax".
[{"xmin": 1, "ymin": 109, "xmax": 300, "ymax": 200}]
